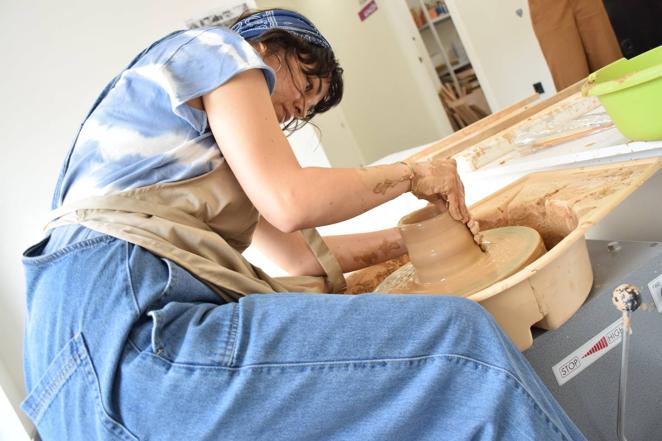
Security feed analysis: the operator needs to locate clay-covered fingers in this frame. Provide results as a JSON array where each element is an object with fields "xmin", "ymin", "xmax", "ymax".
[
  {"xmin": 439, "ymin": 160, "xmax": 470, "ymax": 222},
  {"xmin": 411, "ymin": 158, "xmax": 470, "ymax": 222},
  {"xmin": 467, "ymin": 219, "xmax": 480, "ymax": 236},
  {"xmin": 466, "ymin": 218, "xmax": 482, "ymax": 247},
  {"xmin": 445, "ymin": 191, "xmax": 464, "ymax": 222}
]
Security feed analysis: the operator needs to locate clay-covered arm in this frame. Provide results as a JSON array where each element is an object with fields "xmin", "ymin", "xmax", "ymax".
[
  {"xmin": 203, "ymin": 69, "xmax": 469, "ymax": 233},
  {"xmin": 251, "ymin": 216, "xmax": 406, "ymax": 276}
]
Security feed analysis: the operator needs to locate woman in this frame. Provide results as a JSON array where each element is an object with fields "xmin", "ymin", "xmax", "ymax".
[{"xmin": 21, "ymin": 9, "xmax": 585, "ymax": 441}]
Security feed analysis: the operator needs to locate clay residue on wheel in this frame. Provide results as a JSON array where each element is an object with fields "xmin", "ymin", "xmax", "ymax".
[
  {"xmin": 471, "ymin": 167, "xmax": 638, "ymax": 249},
  {"xmin": 344, "ymin": 254, "xmax": 410, "ymax": 294}
]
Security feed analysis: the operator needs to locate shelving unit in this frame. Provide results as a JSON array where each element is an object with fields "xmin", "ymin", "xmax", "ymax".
[
  {"xmin": 416, "ymin": 0, "xmax": 460, "ymax": 91},
  {"xmin": 417, "ymin": 12, "xmax": 451, "ymax": 31},
  {"xmin": 409, "ymin": 0, "xmax": 491, "ymax": 130},
  {"xmin": 436, "ymin": 59, "xmax": 471, "ymax": 76}
]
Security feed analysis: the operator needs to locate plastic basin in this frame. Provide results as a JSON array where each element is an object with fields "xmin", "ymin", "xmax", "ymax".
[{"xmin": 582, "ymin": 44, "xmax": 662, "ymax": 141}]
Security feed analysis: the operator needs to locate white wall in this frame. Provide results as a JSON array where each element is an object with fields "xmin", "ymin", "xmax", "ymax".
[
  {"xmin": 0, "ymin": 0, "xmax": 259, "ymax": 436},
  {"xmin": 445, "ymin": 0, "xmax": 556, "ymax": 111}
]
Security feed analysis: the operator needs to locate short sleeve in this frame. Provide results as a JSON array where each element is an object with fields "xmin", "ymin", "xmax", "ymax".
[{"xmin": 141, "ymin": 28, "xmax": 276, "ymax": 131}]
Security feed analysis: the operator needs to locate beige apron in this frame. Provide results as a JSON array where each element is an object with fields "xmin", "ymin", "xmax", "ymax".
[{"xmin": 47, "ymin": 161, "xmax": 346, "ymax": 303}]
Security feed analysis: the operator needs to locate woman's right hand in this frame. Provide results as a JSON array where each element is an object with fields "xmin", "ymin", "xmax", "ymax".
[{"xmin": 409, "ymin": 158, "xmax": 470, "ymax": 222}]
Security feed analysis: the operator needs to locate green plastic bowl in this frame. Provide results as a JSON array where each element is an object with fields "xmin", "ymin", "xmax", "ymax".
[{"xmin": 582, "ymin": 44, "xmax": 662, "ymax": 141}]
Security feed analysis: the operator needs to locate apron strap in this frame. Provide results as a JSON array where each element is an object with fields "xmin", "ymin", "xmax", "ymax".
[
  {"xmin": 300, "ymin": 228, "xmax": 347, "ymax": 293},
  {"xmin": 46, "ymin": 194, "xmax": 213, "ymax": 232}
]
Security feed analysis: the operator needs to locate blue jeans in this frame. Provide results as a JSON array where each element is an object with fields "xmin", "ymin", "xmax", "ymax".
[{"xmin": 21, "ymin": 235, "xmax": 586, "ymax": 440}]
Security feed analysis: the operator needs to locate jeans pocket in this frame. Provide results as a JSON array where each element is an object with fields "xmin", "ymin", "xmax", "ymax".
[
  {"xmin": 147, "ymin": 301, "xmax": 238, "ymax": 367},
  {"xmin": 21, "ymin": 333, "xmax": 138, "ymax": 441}
]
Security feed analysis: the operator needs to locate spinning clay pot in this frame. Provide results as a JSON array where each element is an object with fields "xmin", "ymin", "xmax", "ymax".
[{"xmin": 377, "ymin": 205, "xmax": 546, "ymax": 296}]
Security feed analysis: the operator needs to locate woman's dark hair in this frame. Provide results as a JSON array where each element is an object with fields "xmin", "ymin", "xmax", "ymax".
[{"xmin": 231, "ymin": 9, "xmax": 344, "ymax": 132}]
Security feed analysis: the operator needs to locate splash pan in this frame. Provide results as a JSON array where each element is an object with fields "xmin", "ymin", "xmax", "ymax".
[{"xmin": 374, "ymin": 159, "xmax": 662, "ymax": 349}]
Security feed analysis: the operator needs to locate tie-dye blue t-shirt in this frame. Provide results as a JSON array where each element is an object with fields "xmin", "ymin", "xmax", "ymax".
[
  {"xmin": 56, "ymin": 26, "xmax": 275, "ymax": 206},
  {"xmin": 46, "ymin": 27, "xmax": 275, "ymax": 251}
]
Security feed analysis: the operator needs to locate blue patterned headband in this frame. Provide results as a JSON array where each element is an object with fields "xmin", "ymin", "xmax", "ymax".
[{"xmin": 231, "ymin": 9, "xmax": 331, "ymax": 49}]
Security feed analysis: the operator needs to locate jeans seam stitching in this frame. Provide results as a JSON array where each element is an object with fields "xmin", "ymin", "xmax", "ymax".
[
  {"xmin": 455, "ymin": 358, "xmax": 571, "ymax": 440},
  {"xmin": 126, "ymin": 338, "xmax": 142, "ymax": 354},
  {"xmin": 226, "ymin": 303, "xmax": 239, "ymax": 367},
  {"xmin": 133, "ymin": 350, "xmax": 573, "ymax": 439},
  {"xmin": 448, "ymin": 356, "xmax": 572, "ymax": 441},
  {"xmin": 500, "ymin": 369, "xmax": 571, "ymax": 440},
  {"xmin": 21, "ymin": 334, "xmax": 84, "ymax": 423},
  {"xmin": 26, "ymin": 358, "xmax": 79, "ymax": 423},
  {"xmin": 138, "ymin": 351, "xmax": 511, "ymax": 371},
  {"xmin": 124, "ymin": 242, "xmax": 141, "ymax": 315},
  {"xmin": 23, "ymin": 235, "xmax": 116, "ymax": 265}
]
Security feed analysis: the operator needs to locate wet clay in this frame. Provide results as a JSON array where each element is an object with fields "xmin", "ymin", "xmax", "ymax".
[
  {"xmin": 471, "ymin": 167, "xmax": 638, "ymax": 249},
  {"xmin": 373, "ymin": 178, "xmax": 406, "ymax": 195},
  {"xmin": 358, "ymin": 166, "xmax": 410, "ymax": 195},
  {"xmin": 377, "ymin": 205, "xmax": 546, "ymax": 296},
  {"xmin": 344, "ymin": 254, "xmax": 410, "ymax": 294},
  {"xmin": 352, "ymin": 238, "xmax": 402, "ymax": 268}
]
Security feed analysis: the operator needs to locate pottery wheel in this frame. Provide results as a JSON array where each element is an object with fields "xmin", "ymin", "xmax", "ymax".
[{"xmin": 377, "ymin": 226, "xmax": 546, "ymax": 296}]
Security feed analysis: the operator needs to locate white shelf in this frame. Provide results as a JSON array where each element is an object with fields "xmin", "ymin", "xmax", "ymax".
[
  {"xmin": 452, "ymin": 59, "xmax": 471, "ymax": 71},
  {"xmin": 418, "ymin": 12, "xmax": 451, "ymax": 31},
  {"xmin": 436, "ymin": 59, "xmax": 471, "ymax": 75}
]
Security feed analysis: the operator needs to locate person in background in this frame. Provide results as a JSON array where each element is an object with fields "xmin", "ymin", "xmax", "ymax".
[
  {"xmin": 529, "ymin": 0, "xmax": 622, "ymax": 90},
  {"xmin": 20, "ymin": 8, "xmax": 586, "ymax": 441}
]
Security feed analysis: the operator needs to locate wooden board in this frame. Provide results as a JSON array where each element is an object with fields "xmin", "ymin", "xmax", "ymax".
[
  {"xmin": 453, "ymin": 93, "xmax": 603, "ymax": 171},
  {"xmin": 407, "ymin": 80, "xmax": 584, "ymax": 162}
]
